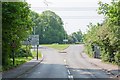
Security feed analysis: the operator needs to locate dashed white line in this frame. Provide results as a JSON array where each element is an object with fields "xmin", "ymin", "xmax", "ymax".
[
  {"xmin": 77, "ymin": 70, "xmax": 80, "ymax": 72},
  {"xmin": 64, "ymin": 59, "xmax": 66, "ymax": 62},
  {"xmin": 67, "ymin": 70, "xmax": 71, "ymax": 75},
  {"xmin": 68, "ymin": 75, "xmax": 74, "ymax": 80},
  {"xmin": 66, "ymin": 65, "xmax": 68, "ymax": 68},
  {"xmin": 63, "ymin": 59, "xmax": 74, "ymax": 80}
]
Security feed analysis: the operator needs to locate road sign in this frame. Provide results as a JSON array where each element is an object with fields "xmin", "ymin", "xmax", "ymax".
[
  {"xmin": 23, "ymin": 35, "xmax": 39, "ymax": 45},
  {"xmin": 63, "ymin": 39, "xmax": 68, "ymax": 42}
]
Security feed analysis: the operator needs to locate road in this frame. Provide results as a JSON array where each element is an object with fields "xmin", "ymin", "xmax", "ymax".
[
  {"xmin": 19, "ymin": 44, "xmax": 117, "ymax": 79},
  {"xmin": 20, "ymin": 47, "xmax": 68, "ymax": 78},
  {"xmin": 65, "ymin": 45, "xmax": 114, "ymax": 78}
]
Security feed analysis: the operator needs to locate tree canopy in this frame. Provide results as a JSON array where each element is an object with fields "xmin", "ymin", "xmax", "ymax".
[
  {"xmin": 68, "ymin": 30, "xmax": 83, "ymax": 44},
  {"xmin": 2, "ymin": 2, "xmax": 33, "ymax": 66},
  {"xmin": 32, "ymin": 10, "xmax": 67, "ymax": 44},
  {"xmin": 84, "ymin": 0, "xmax": 120, "ymax": 65}
]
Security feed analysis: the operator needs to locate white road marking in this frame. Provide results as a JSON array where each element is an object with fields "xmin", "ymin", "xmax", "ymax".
[
  {"xmin": 77, "ymin": 70, "xmax": 80, "ymax": 72},
  {"xmin": 64, "ymin": 59, "xmax": 66, "ymax": 62},
  {"xmin": 68, "ymin": 75, "xmax": 74, "ymax": 80},
  {"xmin": 66, "ymin": 65, "xmax": 68, "ymax": 68},
  {"xmin": 64, "ymin": 59, "xmax": 67, "ymax": 65},
  {"xmin": 63, "ymin": 59, "xmax": 74, "ymax": 80},
  {"xmin": 67, "ymin": 70, "xmax": 71, "ymax": 75}
]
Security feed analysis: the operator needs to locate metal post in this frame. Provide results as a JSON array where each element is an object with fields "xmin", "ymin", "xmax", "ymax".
[
  {"xmin": 11, "ymin": 40, "xmax": 16, "ymax": 66},
  {"xmin": 34, "ymin": 27, "xmax": 36, "ymax": 51},
  {"xmin": 12, "ymin": 49, "xmax": 15, "ymax": 65},
  {"xmin": 37, "ymin": 45, "xmax": 39, "ymax": 60}
]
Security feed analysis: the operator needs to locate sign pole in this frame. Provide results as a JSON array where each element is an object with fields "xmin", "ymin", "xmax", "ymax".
[
  {"xmin": 11, "ymin": 40, "xmax": 16, "ymax": 66},
  {"xmin": 37, "ymin": 45, "xmax": 39, "ymax": 60},
  {"xmin": 12, "ymin": 49, "xmax": 15, "ymax": 65},
  {"xmin": 23, "ymin": 35, "xmax": 39, "ymax": 60}
]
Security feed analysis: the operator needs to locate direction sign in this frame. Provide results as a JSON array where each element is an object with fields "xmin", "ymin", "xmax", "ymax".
[
  {"xmin": 63, "ymin": 39, "xmax": 68, "ymax": 42},
  {"xmin": 23, "ymin": 35, "xmax": 39, "ymax": 45}
]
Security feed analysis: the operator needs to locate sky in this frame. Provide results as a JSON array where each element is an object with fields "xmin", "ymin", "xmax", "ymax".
[{"xmin": 26, "ymin": 0, "xmax": 111, "ymax": 35}]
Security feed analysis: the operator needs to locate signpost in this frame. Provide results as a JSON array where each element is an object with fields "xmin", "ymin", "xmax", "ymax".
[
  {"xmin": 63, "ymin": 39, "xmax": 68, "ymax": 44},
  {"xmin": 37, "ymin": 45, "xmax": 39, "ymax": 60},
  {"xmin": 23, "ymin": 35, "xmax": 39, "ymax": 60},
  {"xmin": 11, "ymin": 40, "xmax": 16, "ymax": 65},
  {"xmin": 23, "ymin": 35, "xmax": 39, "ymax": 45}
]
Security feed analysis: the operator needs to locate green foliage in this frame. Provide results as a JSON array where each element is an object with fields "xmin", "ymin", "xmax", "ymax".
[
  {"xmin": 84, "ymin": 0, "xmax": 120, "ymax": 65},
  {"xmin": 16, "ymin": 47, "xmax": 32, "ymax": 57},
  {"xmin": 2, "ymin": 2, "xmax": 33, "ymax": 66},
  {"xmin": 30, "ymin": 11, "xmax": 40, "ymax": 34},
  {"xmin": 114, "ymin": 51, "xmax": 120, "ymax": 66},
  {"xmin": 84, "ymin": 23, "xmax": 100, "ymax": 57},
  {"xmin": 68, "ymin": 30, "xmax": 83, "ymax": 44},
  {"xmin": 31, "ymin": 50, "xmax": 42, "ymax": 58},
  {"xmin": 31, "ymin": 10, "xmax": 67, "ymax": 44},
  {"xmin": 98, "ymin": 0, "xmax": 120, "ymax": 25}
]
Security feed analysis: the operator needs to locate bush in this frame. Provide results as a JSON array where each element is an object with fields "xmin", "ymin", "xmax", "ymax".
[
  {"xmin": 83, "ymin": 0, "xmax": 120, "ymax": 65},
  {"xmin": 16, "ymin": 48, "xmax": 32, "ymax": 57},
  {"xmin": 2, "ymin": 57, "xmax": 32, "ymax": 71},
  {"xmin": 114, "ymin": 51, "xmax": 120, "ymax": 65}
]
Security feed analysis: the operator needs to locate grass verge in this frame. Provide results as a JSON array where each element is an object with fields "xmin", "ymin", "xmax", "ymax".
[
  {"xmin": 42, "ymin": 44, "xmax": 69, "ymax": 50},
  {"xmin": 0, "ymin": 66, "xmax": 2, "ymax": 72},
  {"xmin": 31, "ymin": 50, "xmax": 42, "ymax": 58},
  {"xmin": 3, "ymin": 57, "xmax": 32, "ymax": 71}
]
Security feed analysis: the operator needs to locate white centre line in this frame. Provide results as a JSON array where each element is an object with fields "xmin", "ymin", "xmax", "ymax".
[
  {"xmin": 66, "ymin": 65, "xmax": 68, "ymax": 68},
  {"xmin": 64, "ymin": 59, "xmax": 67, "ymax": 65},
  {"xmin": 67, "ymin": 70, "xmax": 71, "ymax": 75},
  {"xmin": 63, "ymin": 59, "xmax": 74, "ymax": 80},
  {"xmin": 68, "ymin": 75, "xmax": 74, "ymax": 80},
  {"xmin": 64, "ymin": 59, "xmax": 66, "ymax": 62}
]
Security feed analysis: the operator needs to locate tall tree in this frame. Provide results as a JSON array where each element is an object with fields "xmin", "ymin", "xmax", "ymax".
[
  {"xmin": 84, "ymin": 0, "xmax": 120, "ymax": 64},
  {"xmin": 34, "ymin": 10, "xmax": 67, "ymax": 44},
  {"xmin": 30, "ymin": 11, "xmax": 40, "ymax": 35},
  {"xmin": 68, "ymin": 30, "xmax": 83, "ymax": 44},
  {"xmin": 2, "ymin": 2, "xmax": 33, "ymax": 66}
]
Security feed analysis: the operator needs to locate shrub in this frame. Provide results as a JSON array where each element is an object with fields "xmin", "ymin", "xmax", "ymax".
[
  {"xmin": 16, "ymin": 48, "xmax": 32, "ymax": 57},
  {"xmin": 114, "ymin": 51, "xmax": 120, "ymax": 65}
]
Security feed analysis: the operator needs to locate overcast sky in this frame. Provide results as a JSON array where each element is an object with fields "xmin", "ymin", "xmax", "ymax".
[{"xmin": 26, "ymin": 0, "xmax": 111, "ymax": 34}]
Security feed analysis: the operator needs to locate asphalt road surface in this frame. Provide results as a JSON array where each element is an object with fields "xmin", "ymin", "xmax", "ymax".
[
  {"xmin": 65, "ymin": 45, "xmax": 114, "ymax": 78},
  {"xmin": 19, "ymin": 44, "xmax": 116, "ymax": 79},
  {"xmin": 20, "ymin": 47, "xmax": 68, "ymax": 78}
]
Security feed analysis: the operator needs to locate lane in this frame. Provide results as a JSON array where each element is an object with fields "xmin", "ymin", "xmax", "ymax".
[
  {"xmin": 19, "ymin": 44, "xmax": 114, "ymax": 79},
  {"xmin": 19, "ymin": 47, "xmax": 68, "ymax": 78},
  {"xmin": 65, "ymin": 44, "xmax": 113, "ymax": 78}
]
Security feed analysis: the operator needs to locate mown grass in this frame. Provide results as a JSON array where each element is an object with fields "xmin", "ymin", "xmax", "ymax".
[
  {"xmin": 2, "ymin": 45, "xmax": 42, "ymax": 71},
  {"xmin": 0, "ymin": 66, "xmax": 2, "ymax": 72},
  {"xmin": 31, "ymin": 50, "xmax": 42, "ymax": 58},
  {"xmin": 2, "ymin": 50, "xmax": 42, "ymax": 71},
  {"xmin": 42, "ymin": 44, "xmax": 69, "ymax": 50}
]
